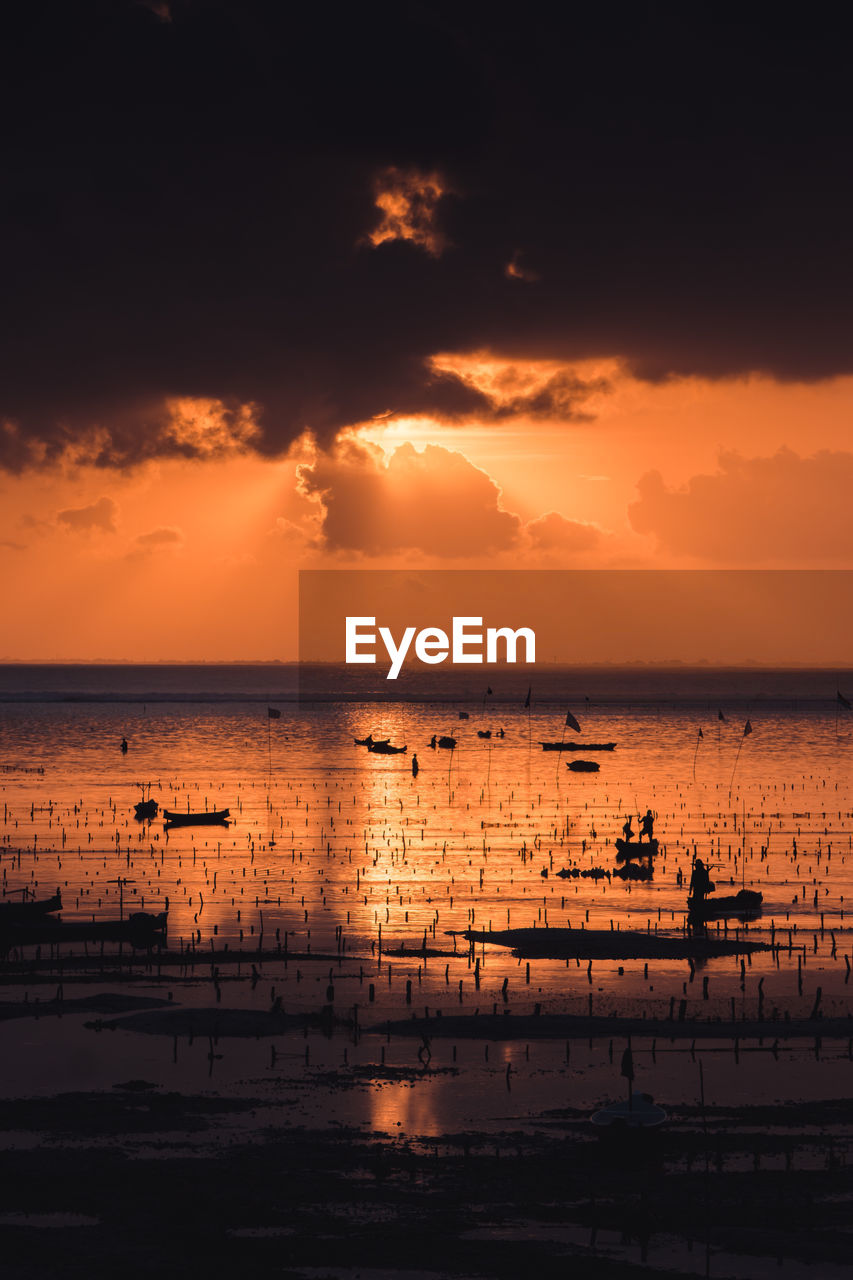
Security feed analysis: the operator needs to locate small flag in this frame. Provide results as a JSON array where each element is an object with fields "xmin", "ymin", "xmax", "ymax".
[
  {"xmin": 838, "ymin": 690, "xmax": 851, "ymax": 710},
  {"xmin": 524, "ymin": 686, "xmax": 531, "ymax": 709},
  {"xmin": 565, "ymin": 710, "xmax": 581, "ymax": 733},
  {"xmin": 620, "ymin": 1045, "xmax": 634, "ymax": 1082},
  {"xmin": 698, "ymin": 727, "xmax": 704, "ymax": 739},
  {"xmin": 267, "ymin": 707, "xmax": 281, "ymax": 719},
  {"xmin": 743, "ymin": 719, "xmax": 752, "ymax": 737},
  {"xmin": 486, "ymin": 686, "xmax": 493, "ymax": 696},
  {"xmin": 718, "ymin": 710, "xmax": 726, "ymax": 722}
]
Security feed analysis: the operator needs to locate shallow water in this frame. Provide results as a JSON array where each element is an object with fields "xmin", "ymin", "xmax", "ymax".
[{"xmin": 1, "ymin": 666, "xmax": 852, "ymax": 1111}]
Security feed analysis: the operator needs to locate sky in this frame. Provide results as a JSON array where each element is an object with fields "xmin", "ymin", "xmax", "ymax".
[{"xmin": 3, "ymin": 3, "xmax": 853, "ymax": 661}]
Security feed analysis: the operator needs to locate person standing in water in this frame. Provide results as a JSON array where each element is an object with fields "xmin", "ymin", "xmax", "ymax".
[
  {"xmin": 412, "ymin": 754, "xmax": 419, "ymax": 777},
  {"xmin": 120, "ymin": 737, "xmax": 128, "ymax": 754}
]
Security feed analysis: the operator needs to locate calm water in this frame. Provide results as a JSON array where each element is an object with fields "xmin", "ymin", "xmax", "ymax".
[{"xmin": 1, "ymin": 665, "xmax": 852, "ymax": 1112}]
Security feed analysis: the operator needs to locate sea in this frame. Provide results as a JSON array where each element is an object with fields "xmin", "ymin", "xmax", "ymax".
[{"xmin": 1, "ymin": 663, "xmax": 852, "ymax": 1119}]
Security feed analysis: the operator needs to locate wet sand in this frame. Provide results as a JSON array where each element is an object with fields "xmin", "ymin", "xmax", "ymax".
[{"xmin": 2, "ymin": 1078, "xmax": 852, "ymax": 1280}]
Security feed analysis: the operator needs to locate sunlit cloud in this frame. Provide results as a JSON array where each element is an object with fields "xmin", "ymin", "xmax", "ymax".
[
  {"xmin": 164, "ymin": 397, "xmax": 261, "ymax": 457},
  {"xmin": 366, "ymin": 168, "xmax": 448, "ymax": 256},
  {"xmin": 428, "ymin": 352, "xmax": 619, "ymax": 421},
  {"xmin": 629, "ymin": 447, "xmax": 853, "ymax": 562}
]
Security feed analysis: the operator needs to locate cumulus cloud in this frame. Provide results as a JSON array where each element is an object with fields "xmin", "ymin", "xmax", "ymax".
[
  {"xmin": 525, "ymin": 511, "xmax": 603, "ymax": 553},
  {"xmin": 135, "ymin": 526, "xmax": 184, "ymax": 548},
  {"xmin": 629, "ymin": 448, "xmax": 853, "ymax": 560},
  {"xmin": 297, "ymin": 437, "xmax": 520, "ymax": 557},
  {"xmin": 57, "ymin": 497, "xmax": 118, "ymax": 534}
]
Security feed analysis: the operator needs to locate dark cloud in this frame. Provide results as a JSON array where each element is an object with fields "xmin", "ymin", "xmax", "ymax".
[
  {"xmin": 629, "ymin": 448, "xmax": 853, "ymax": 560},
  {"xmin": 4, "ymin": 4, "xmax": 853, "ymax": 468}
]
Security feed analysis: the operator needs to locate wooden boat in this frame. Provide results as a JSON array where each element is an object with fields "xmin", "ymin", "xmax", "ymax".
[
  {"xmin": 0, "ymin": 892, "xmax": 62, "ymax": 921},
  {"xmin": 591, "ymin": 1093, "xmax": 667, "ymax": 1130},
  {"xmin": 163, "ymin": 808, "xmax": 230, "ymax": 827},
  {"xmin": 615, "ymin": 837, "xmax": 658, "ymax": 860},
  {"xmin": 477, "ymin": 730, "xmax": 492, "ymax": 739},
  {"xmin": 367, "ymin": 742, "xmax": 407, "ymax": 754},
  {"xmin": 134, "ymin": 798, "xmax": 158, "ymax": 819},
  {"xmin": 541, "ymin": 741, "xmax": 616, "ymax": 751},
  {"xmin": 354, "ymin": 735, "xmax": 390, "ymax": 747},
  {"xmin": 567, "ymin": 759, "xmax": 600, "ymax": 772},
  {"xmin": 688, "ymin": 889, "xmax": 763, "ymax": 920},
  {"xmin": 0, "ymin": 910, "xmax": 168, "ymax": 951},
  {"xmin": 458, "ymin": 711, "xmax": 469, "ymax": 720},
  {"xmin": 437, "ymin": 736, "xmax": 457, "ymax": 749}
]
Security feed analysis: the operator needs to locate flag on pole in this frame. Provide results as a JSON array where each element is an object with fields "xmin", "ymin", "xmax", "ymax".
[
  {"xmin": 698, "ymin": 727, "xmax": 704, "ymax": 739},
  {"xmin": 486, "ymin": 687, "xmax": 493, "ymax": 696},
  {"xmin": 267, "ymin": 707, "xmax": 281, "ymax": 719},
  {"xmin": 718, "ymin": 710, "xmax": 726, "ymax": 722},
  {"xmin": 743, "ymin": 719, "xmax": 752, "ymax": 736},
  {"xmin": 620, "ymin": 1045, "xmax": 634, "ymax": 1082},
  {"xmin": 838, "ymin": 690, "xmax": 851, "ymax": 710},
  {"xmin": 524, "ymin": 686, "xmax": 531, "ymax": 709},
  {"xmin": 565, "ymin": 710, "xmax": 581, "ymax": 733}
]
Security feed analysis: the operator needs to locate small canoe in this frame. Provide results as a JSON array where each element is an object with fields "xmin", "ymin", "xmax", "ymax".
[
  {"xmin": 458, "ymin": 712, "xmax": 470, "ymax": 720},
  {"xmin": 367, "ymin": 742, "xmax": 407, "ymax": 754},
  {"xmin": 0, "ymin": 892, "xmax": 62, "ymax": 921},
  {"xmin": 163, "ymin": 808, "xmax": 230, "ymax": 826},
  {"xmin": 541, "ymin": 741, "xmax": 616, "ymax": 751},
  {"xmin": 567, "ymin": 759, "xmax": 600, "ymax": 772},
  {"xmin": 354, "ymin": 735, "xmax": 390, "ymax": 747},
  {"xmin": 615, "ymin": 838, "xmax": 658, "ymax": 860},
  {"xmin": 437, "ymin": 736, "xmax": 457, "ymax": 749},
  {"xmin": 689, "ymin": 890, "xmax": 763, "ymax": 920},
  {"xmin": 477, "ymin": 730, "xmax": 492, "ymax": 739}
]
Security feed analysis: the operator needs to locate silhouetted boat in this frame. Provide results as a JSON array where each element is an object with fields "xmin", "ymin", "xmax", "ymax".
[
  {"xmin": 567, "ymin": 759, "xmax": 600, "ymax": 772},
  {"xmin": 354, "ymin": 735, "xmax": 390, "ymax": 747},
  {"xmin": 0, "ymin": 892, "xmax": 62, "ymax": 922},
  {"xmin": 437, "ymin": 736, "xmax": 457, "ymax": 749},
  {"xmin": 367, "ymin": 742, "xmax": 407, "ymax": 754},
  {"xmin": 477, "ymin": 730, "xmax": 492, "ymax": 739},
  {"xmin": 0, "ymin": 910, "xmax": 168, "ymax": 951},
  {"xmin": 688, "ymin": 889, "xmax": 763, "ymax": 920},
  {"xmin": 163, "ymin": 808, "xmax": 230, "ymax": 826},
  {"xmin": 458, "ymin": 711, "xmax": 469, "ymax": 719},
  {"xmin": 615, "ymin": 838, "xmax": 658, "ymax": 860},
  {"xmin": 541, "ymin": 741, "xmax": 616, "ymax": 751},
  {"xmin": 134, "ymin": 799, "xmax": 158, "ymax": 819}
]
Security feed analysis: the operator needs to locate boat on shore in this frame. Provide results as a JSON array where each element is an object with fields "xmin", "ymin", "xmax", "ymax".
[
  {"xmin": 591, "ymin": 1093, "xmax": 667, "ymax": 1130},
  {"xmin": 0, "ymin": 892, "xmax": 62, "ymax": 922},
  {"xmin": 541, "ymin": 741, "xmax": 616, "ymax": 751},
  {"xmin": 163, "ymin": 808, "xmax": 230, "ymax": 827},
  {"xmin": 567, "ymin": 759, "xmax": 600, "ymax": 772}
]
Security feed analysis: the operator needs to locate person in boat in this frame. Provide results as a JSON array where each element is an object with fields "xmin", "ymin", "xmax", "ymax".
[
  {"xmin": 689, "ymin": 857, "xmax": 713, "ymax": 904},
  {"xmin": 429, "ymin": 735, "xmax": 437, "ymax": 749},
  {"xmin": 498, "ymin": 728, "xmax": 504, "ymax": 738},
  {"xmin": 639, "ymin": 809, "xmax": 655, "ymax": 842},
  {"xmin": 622, "ymin": 815, "xmax": 634, "ymax": 843},
  {"xmin": 412, "ymin": 754, "xmax": 419, "ymax": 777},
  {"xmin": 120, "ymin": 737, "xmax": 128, "ymax": 754}
]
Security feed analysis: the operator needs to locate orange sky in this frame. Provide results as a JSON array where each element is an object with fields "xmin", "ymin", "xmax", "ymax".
[{"xmin": 3, "ymin": 365, "xmax": 853, "ymax": 660}]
